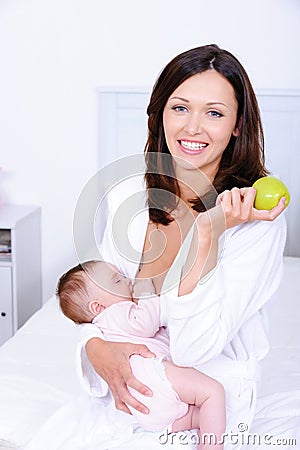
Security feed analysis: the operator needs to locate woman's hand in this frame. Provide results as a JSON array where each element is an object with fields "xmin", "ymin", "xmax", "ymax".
[
  {"xmin": 179, "ymin": 187, "xmax": 286, "ymax": 296},
  {"xmin": 215, "ymin": 186, "xmax": 286, "ymax": 229},
  {"xmin": 85, "ymin": 338, "xmax": 155, "ymax": 414}
]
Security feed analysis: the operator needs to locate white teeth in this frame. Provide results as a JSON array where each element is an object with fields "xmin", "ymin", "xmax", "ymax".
[{"xmin": 180, "ymin": 140, "xmax": 207, "ymax": 150}]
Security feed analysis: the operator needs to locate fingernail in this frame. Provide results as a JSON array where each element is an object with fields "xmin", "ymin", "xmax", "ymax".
[
  {"xmin": 144, "ymin": 389, "xmax": 152, "ymax": 397},
  {"xmin": 142, "ymin": 408, "xmax": 149, "ymax": 414}
]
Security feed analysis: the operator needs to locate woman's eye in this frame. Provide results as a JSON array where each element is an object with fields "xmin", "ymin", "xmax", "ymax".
[
  {"xmin": 172, "ymin": 105, "xmax": 188, "ymax": 113},
  {"xmin": 208, "ymin": 110, "xmax": 223, "ymax": 118}
]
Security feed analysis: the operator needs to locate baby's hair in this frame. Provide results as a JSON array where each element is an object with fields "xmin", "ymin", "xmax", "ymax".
[{"xmin": 57, "ymin": 260, "xmax": 99, "ymax": 324}]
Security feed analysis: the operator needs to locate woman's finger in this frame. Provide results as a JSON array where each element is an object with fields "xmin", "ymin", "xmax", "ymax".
[
  {"xmin": 105, "ymin": 362, "xmax": 151, "ymax": 414},
  {"xmin": 123, "ymin": 344, "xmax": 154, "ymax": 398},
  {"xmin": 104, "ymin": 356, "xmax": 151, "ymax": 414},
  {"xmin": 113, "ymin": 343, "xmax": 155, "ymax": 414},
  {"xmin": 109, "ymin": 384, "xmax": 132, "ymax": 415},
  {"xmin": 240, "ymin": 187, "xmax": 256, "ymax": 220},
  {"xmin": 116, "ymin": 381, "xmax": 150, "ymax": 415},
  {"xmin": 239, "ymin": 187, "xmax": 256, "ymax": 204},
  {"xmin": 252, "ymin": 196, "xmax": 286, "ymax": 221},
  {"xmin": 131, "ymin": 343, "xmax": 156, "ymax": 359},
  {"xmin": 230, "ymin": 187, "xmax": 242, "ymax": 216},
  {"xmin": 111, "ymin": 379, "xmax": 150, "ymax": 415},
  {"xmin": 216, "ymin": 190, "xmax": 232, "ymax": 211}
]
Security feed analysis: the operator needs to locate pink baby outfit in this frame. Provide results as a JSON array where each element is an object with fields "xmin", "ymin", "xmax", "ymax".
[{"xmin": 92, "ymin": 297, "xmax": 188, "ymax": 431}]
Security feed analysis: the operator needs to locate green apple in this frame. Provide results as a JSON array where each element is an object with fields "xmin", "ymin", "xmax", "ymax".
[{"xmin": 252, "ymin": 176, "xmax": 290, "ymax": 210}]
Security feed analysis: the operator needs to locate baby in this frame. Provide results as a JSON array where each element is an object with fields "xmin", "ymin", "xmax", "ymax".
[{"xmin": 57, "ymin": 260, "xmax": 225, "ymax": 449}]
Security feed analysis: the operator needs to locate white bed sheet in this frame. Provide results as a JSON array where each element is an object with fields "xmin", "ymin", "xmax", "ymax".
[
  {"xmin": 0, "ymin": 257, "xmax": 299, "ymax": 449},
  {"xmin": 0, "ymin": 298, "xmax": 81, "ymax": 448}
]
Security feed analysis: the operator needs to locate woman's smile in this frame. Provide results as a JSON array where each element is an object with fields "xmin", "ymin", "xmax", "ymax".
[{"xmin": 178, "ymin": 139, "xmax": 209, "ymax": 154}]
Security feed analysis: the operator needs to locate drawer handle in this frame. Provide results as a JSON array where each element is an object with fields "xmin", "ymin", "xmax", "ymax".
[{"xmin": 1, "ymin": 312, "xmax": 6, "ymax": 317}]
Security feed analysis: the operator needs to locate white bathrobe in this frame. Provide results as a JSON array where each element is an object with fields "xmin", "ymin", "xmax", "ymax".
[{"xmin": 77, "ymin": 174, "xmax": 287, "ymax": 450}]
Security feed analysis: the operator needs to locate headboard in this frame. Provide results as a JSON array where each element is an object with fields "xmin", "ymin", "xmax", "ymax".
[{"xmin": 98, "ymin": 88, "xmax": 300, "ymax": 257}]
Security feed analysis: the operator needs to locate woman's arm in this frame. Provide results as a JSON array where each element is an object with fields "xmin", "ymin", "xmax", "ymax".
[
  {"xmin": 163, "ymin": 189, "xmax": 287, "ymax": 367},
  {"xmin": 179, "ymin": 187, "xmax": 286, "ymax": 295}
]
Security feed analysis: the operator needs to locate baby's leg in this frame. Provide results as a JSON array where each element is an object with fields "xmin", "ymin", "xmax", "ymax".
[{"xmin": 164, "ymin": 361, "xmax": 225, "ymax": 450}]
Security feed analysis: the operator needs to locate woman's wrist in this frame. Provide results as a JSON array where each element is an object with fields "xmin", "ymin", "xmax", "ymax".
[
  {"xmin": 179, "ymin": 233, "xmax": 218, "ymax": 295},
  {"xmin": 178, "ymin": 212, "xmax": 222, "ymax": 296}
]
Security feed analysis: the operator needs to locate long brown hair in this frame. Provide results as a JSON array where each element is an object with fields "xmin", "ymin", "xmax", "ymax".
[{"xmin": 144, "ymin": 44, "xmax": 268, "ymax": 224}]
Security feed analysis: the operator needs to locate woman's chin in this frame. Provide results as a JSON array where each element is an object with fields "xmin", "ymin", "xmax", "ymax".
[{"xmin": 172, "ymin": 154, "xmax": 201, "ymax": 171}]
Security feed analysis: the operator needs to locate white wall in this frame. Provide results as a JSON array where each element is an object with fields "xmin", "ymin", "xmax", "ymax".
[{"xmin": 0, "ymin": 0, "xmax": 299, "ymax": 303}]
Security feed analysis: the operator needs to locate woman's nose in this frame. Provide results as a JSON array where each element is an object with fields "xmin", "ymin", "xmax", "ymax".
[{"xmin": 185, "ymin": 113, "xmax": 203, "ymax": 135}]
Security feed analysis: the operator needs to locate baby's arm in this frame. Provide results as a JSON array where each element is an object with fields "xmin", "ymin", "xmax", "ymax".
[{"xmin": 103, "ymin": 282, "xmax": 161, "ymax": 338}]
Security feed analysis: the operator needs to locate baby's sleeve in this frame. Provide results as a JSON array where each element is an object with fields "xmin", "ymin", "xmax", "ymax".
[{"xmin": 103, "ymin": 296, "xmax": 162, "ymax": 338}]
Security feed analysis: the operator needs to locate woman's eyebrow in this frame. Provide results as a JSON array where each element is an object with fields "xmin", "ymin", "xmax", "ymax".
[
  {"xmin": 170, "ymin": 97, "xmax": 229, "ymax": 109},
  {"xmin": 170, "ymin": 96, "xmax": 190, "ymax": 102},
  {"xmin": 206, "ymin": 101, "xmax": 228, "ymax": 108}
]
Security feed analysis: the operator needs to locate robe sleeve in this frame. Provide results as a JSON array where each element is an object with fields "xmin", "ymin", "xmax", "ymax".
[
  {"xmin": 162, "ymin": 213, "xmax": 287, "ymax": 367},
  {"xmin": 76, "ymin": 323, "xmax": 110, "ymax": 397}
]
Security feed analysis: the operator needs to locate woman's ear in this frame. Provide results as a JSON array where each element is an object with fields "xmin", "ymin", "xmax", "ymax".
[
  {"xmin": 233, "ymin": 117, "xmax": 241, "ymax": 137},
  {"xmin": 88, "ymin": 300, "xmax": 104, "ymax": 316}
]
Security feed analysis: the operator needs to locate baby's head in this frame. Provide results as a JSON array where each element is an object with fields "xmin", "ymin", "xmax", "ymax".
[{"xmin": 57, "ymin": 260, "xmax": 133, "ymax": 324}]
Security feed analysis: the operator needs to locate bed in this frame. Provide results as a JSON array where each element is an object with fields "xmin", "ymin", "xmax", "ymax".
[{"xmin": 0, "ymin": 256, "xmax": 299, "ymax": 450}]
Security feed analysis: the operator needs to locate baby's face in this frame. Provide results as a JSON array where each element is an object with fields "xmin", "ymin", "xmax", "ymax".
[{"xmin": 86, "ymin": 262, "xmax": 133, "ymax": 306}]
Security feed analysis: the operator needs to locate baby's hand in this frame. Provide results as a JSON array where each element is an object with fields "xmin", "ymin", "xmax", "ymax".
[{"xmin": 133, "ymin": 278, "xmax": 156, "ymax": 299}]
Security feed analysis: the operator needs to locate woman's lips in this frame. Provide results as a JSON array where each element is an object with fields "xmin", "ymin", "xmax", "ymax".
[{"xmin": 178, "ymin": 140, "xmax": 208, "ymax": 155}]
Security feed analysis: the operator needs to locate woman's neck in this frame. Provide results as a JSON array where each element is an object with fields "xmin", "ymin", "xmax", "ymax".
[{"xmin": 175, "ymin": 166, "xmax": 214, "ymax": 205}]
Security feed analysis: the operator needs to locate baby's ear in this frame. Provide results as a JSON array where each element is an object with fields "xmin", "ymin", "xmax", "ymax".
[{"xmin": 89, "ymin": 300, "xmax": 104, "ymax": 316}]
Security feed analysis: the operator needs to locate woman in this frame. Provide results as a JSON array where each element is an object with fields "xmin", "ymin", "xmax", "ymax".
[{"xmin": 78, "ymin": 44, "xmax": 287, "ymax": 448}]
